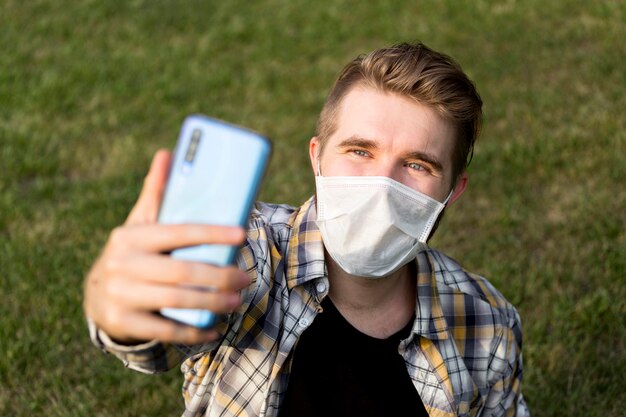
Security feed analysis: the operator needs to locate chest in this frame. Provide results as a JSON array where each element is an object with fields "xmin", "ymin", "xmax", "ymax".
[
  {"xmin": 277, "ymin": 297, "xmax": 428, "ymax": 417},
  {"xmin": 181, "ymin": 283, "xmax": 484, "ymax": 417}
]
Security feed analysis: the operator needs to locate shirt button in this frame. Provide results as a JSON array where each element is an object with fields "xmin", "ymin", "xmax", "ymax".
[
  {"xmin": 298, "ymin": 318, "xmax": 310, "ymax": 327},
  {"xmin": 316, "ymin": 282, "xmax": 326, "ymax": 293}
]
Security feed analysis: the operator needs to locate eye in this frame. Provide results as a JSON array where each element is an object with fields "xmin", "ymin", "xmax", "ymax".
[
  {"xmin": 407, "ymin": 162, "xmax": 427, "ymax": 172},
  {"xmin": 351, "ymin": 149, "xmax": 370, "ymax": 157}
]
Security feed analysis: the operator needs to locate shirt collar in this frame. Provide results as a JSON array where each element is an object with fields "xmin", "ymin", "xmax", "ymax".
[
  {"xmin": 286, "ymin": 196, "xmax": 326, "ymax": 289},
  {"xmin": 411, "ymin": 250, "xmax": 450, "ymax": 340},
  {"xmin": 286, "ymin": 196, "xmax": 450, "ymax": 340}
]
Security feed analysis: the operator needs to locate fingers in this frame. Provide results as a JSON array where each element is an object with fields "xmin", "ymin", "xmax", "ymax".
[
  {"xmin": 114, "ymin": 254, "xmax": 251, "ymax": 290},
  {"xmin": 84, "ymin": 256, "xmax": 248, "ymax": 345},
  {"xmin": 107, "ymin": 223, "xmax": 246, "ymax": 254},
  {"xmin": 83, "ymin": 154, "xmax": 254, "ymax": 344},
  {"xmin": 126, "ymin": 149, "xmax": 172, "ymax": 225},
  {"xmin": 102, "ymin": 309, "xmax": 221, "ymax": 345},
  {"xmin": 103, "ymin": 275, "xmax": 244, "ymax": 312}
]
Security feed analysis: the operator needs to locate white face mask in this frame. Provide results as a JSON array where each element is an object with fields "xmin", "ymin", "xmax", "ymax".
[{"xmin": 315, "ymin": 175, "xmax": 452, "ymax": 278}]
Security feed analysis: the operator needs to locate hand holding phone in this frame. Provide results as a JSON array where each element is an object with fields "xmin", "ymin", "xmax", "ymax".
[
  {"xmin": 83, "ymin": 150, "xmax": 252, "ymax": 346},
  {"xmin": 158, "ymin": 115, "xmax": 271, "ymax": 328}
]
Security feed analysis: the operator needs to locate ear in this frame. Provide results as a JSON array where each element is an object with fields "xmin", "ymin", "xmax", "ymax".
[
  {"xmin": 447, "ymin": 171, "xmax": 468, "ymax": 206},
  {"xmin": 309, "ymin": 136, "xmax": 321, "ymax": 175}
]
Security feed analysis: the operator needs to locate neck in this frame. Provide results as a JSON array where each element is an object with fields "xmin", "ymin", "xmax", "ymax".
[{"xmin": 326, "ymin": 252, "xmax": 416, "ymax": 339}]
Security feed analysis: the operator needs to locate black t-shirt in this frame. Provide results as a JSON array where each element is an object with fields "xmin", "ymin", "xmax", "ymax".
[{"xmin": 278, "ymin": 297, "xmax": 428, "ymax": 417}]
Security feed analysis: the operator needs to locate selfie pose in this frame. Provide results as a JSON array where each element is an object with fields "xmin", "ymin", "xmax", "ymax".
[{"xmin": 84, "ymin": 42, "xmax": 529, "ymax": 417}]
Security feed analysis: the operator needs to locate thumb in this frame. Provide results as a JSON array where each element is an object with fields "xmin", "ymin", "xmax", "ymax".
[{"xmin": 126, "ymin": 149, "xmax": 172, "ymax": 225}]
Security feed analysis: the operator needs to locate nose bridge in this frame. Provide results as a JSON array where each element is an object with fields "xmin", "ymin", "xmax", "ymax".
[{"xmin": 373, "ymin": 156, "xmax": 401, "ymax": 181}]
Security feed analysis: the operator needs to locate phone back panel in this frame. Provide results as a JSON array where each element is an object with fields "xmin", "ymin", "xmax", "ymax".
[{"xmin": 158, "ymin": 115, "xmax": 271, "ymax": 327}]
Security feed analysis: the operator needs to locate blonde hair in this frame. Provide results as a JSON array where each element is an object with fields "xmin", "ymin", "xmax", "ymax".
[{"xmin": 316, "ymin": 42, "xmax": 483, "ymax": 180}]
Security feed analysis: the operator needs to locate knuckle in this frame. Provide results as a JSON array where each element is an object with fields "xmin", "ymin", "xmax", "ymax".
[
  {"xmin": 161, "ymin": 290, "xmax": 183, "ymax": 308},
  {"xmin": 164, "ymin": 324, "xmax": 194, "ymax": 343},
  {"xmin": 165, "ymin": 224, "xmax": 186, "ymax": 242},
  {"xmin": 102, "ymin": 276, "xmax": 122, "ymax": 298},
  {"xmin": 205, "ymin": 268, "xmax": 226, "ymax": 290},
  {"xmin": 182, "ymin": 262, "xmax": 220, "ymax": 288},
  {"xmin": 184, "ymin": 328, "xmax": 214, "ymax": 345},
  {"xmin": 228, "ymin": 268, "xmax": 248, "ymax": 290},
  {"xmin": 210, "ymin": 267, "xmax": 238, "ymax": 291},
  {"xmin": 174, "ymin": 262, "xmax": 197, "ymax": 284},
  {"xmin": 108, "ymin": 226, "xmax": 128, "ymax": 248},
  {"xmin": 160, "ymin": 325, "xmax": 177, "ymax": 341},
  {"xmin": 180, "ymin": 328, "xmax": 200, "ymax": 344},
  {"xmin": 211, "ymin": 292, "xmax": 236, "ymax": 312},
  {"xmin": 102, "ymin": 256, "xmax": 122, "ymax": 276},
  {"xmin": 159, "ymin": 321, "xmax": 215, "ymax": 344},
  {"xmin": 104, "ymin": 307, "xmax": 125, "ymax": 328}
]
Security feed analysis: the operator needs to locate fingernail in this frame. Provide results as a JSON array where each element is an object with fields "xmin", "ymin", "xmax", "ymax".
[
  {"xmin": 240, "ymin": 272, "xmax": 252, "ymax": 287},
  {"xmin": 229, "ymin": 293, "xmax": 242, "ymax": 309},
  {"xmin": 232, "ymin": 228, "xmax": 246, "ymax": 242},
  {"xmin": 202, "ymin": 331, "xmax": 218, "ymax": 343}
]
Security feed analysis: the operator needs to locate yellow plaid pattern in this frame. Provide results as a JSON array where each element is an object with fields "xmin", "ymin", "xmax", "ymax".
[{"xmin": 91, "ymin": 196, "xmax": 529, "ymax": 417}]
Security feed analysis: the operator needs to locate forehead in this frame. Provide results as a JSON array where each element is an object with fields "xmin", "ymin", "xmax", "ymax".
[{"xmin": 330, "ymin": 86, "xmax": 456, "ymax": 166}]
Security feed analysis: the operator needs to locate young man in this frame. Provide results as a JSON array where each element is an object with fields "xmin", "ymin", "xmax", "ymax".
[{"xmin": 84, "ymin": 42, "xmax": 529, "ymax": 417}]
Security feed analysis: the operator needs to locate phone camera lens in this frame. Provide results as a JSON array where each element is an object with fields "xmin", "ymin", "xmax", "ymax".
[{"xmin": 185, "ymin": 129, "xmax": 202, "ymax": 163}]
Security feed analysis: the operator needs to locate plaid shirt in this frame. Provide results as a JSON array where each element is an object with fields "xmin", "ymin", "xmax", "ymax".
[{"xmin": 91, "ymin": 196, "xmax": 529, "ymax": 417}]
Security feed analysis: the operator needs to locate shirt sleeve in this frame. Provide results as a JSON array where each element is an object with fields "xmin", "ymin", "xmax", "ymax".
[
  {"xmin": 85, "ymin": 224, "xmax": 269, "ymax": 376},
  {"xmin": 481, "ymin": 311, "xmax": 530, "ymax": 417},
  {"xmin": 87, "ymin": 317, "xmax": 211, "ymax": 374}
]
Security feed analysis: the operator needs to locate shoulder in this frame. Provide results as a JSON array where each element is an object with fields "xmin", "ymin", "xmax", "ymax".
[
  {"xmin": 246, "ymin": 202, "xmax": 298, "ymax": 241},
  {"xmin": 425, "ymin": 248, "xmax": 525, "ymax": 401},
  {"xmin": 425, "ymin": 248, "xmax": 521, "ymax": 331},
  {"xmin": 250, "ymin": 201, "xmax": 299, "ymax": 227},
  {"xmin": 238, "ymin": 201, "xmax": 302, "ymax": 271}
]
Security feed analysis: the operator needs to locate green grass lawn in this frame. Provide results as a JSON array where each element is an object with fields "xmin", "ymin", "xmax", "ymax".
[{"xmin": 1, "ymin": 0, "xmax": 624, "ymax": 415}]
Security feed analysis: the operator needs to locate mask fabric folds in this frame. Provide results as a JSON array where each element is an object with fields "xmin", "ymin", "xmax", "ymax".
[{"xmin": 315, "ymin": 176, "xmax": 449, "ymax": 278}]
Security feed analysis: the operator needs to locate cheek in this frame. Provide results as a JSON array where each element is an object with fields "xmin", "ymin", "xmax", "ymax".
[
  {"xmin": 428, "ymin": 184, "xmax": 452, "ymax": 203},
  {"xmin": 321, "ymin": 155, "xmax": 365, "ymax": 177},
  {"xmin": 402, "ymin": 176, "xmax": 447, "ymax": 201},
  {"xmin": 406, "ymin": 180, "xmax": 434, "ymax": 196}
]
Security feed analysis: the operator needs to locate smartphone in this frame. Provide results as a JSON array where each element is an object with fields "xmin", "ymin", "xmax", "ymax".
[{"xmin": 157, "ymin": 114, "xmax": 271, "ymax": 328}]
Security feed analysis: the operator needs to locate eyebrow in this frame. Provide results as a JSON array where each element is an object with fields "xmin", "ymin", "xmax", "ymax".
[
  {"xmin": 336, "ymin": 135, "xmax": 444, "ymax": 173},
  {"xmin": 336, "ymin": 136, "xmax": 379, "ymax": 151},
  {"xmin": 405, "ymin": 151, "xmax": 444, "ymax": 173}
]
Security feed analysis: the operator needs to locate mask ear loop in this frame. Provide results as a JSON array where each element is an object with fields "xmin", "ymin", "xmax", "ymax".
[
  {"xmin": 317, "ymin": 159, "xmax": 322, "ymax": 176},
  {"xmin": 442, "ymin": 187, "xmax": 455, "ymax": 206},
  {"xmin": 421, "ymin": 187, "xmax": 454, "ymax": 243}
]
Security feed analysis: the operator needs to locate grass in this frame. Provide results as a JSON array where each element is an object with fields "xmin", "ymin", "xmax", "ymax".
[{"xmin": 1, "ymin": 0, "xmax": 624, "ymax": 415}]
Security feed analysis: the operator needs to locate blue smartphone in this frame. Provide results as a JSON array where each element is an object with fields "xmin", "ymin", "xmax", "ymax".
[{"xmin": 157, "ymin": 114, "xmax": 271, "ymax": 328}]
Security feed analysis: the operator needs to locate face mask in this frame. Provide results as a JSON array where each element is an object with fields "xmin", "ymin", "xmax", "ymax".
[{"xmin": 315, "ymin": 175, "xmax": 451, "ymax": 278}]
